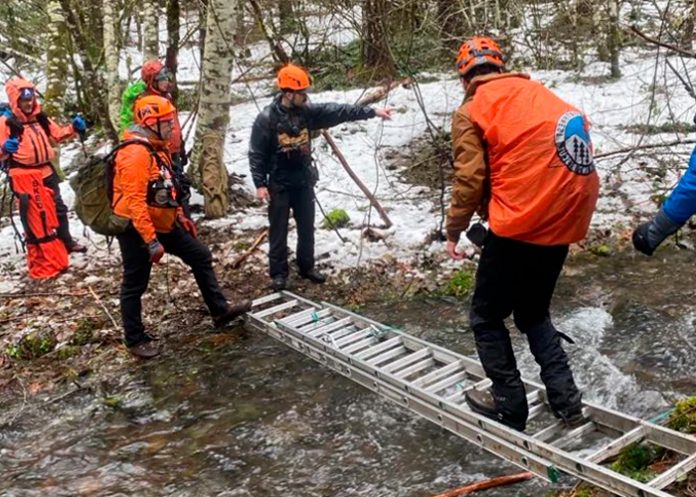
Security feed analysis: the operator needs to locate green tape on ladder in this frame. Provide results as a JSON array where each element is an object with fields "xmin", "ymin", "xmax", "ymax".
[{"xmin": 547, "ymin": 465, "xmax": 560, "ymax": 483}]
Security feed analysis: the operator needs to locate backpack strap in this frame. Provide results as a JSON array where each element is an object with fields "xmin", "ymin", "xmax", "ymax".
[
  {"xmin": 106, "ymin": 139, "xmax": 167, "ymax": 204},
  {"xmin": 35, "ymin": 112, "xmax": 52, "ymax": 138}
]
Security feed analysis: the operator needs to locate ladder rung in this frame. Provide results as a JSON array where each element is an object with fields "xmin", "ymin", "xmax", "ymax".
[
  {"xmin": 394, "ymin": 357, "xmax": 435, "ymax": 379},
  {"xmin": 355, "ymin": 337, "xmax": 403, "ymax": 360},
  {"xmin": 330, "ymin": 326, "xmax": 360, "ymax": 341},
  {"xmin": 298, "ymin": 315, "xmax": 337, "ymax": 333},
  {"xmin": 412, "ymin": 361, "xmax": 464, "ymax": 388},
  {"xmin": 381, "ymin": 348, "xmax": 431, "ymax": 374},
  {"xmin": 251, "ymin": 292, "xmax": 283, "ymax": 308},
  {"xmin": 253, "ymin": 299, "xmax": 300, "ymax": 319},
  {"xmin": 528, "ymin": 402, "xmax": 549, "ymax": 421},
  {"xmin": 426, "ymin": 371, "xmax": 468, "ymax": 395},
  {"xmin": 308, "ymin": 317, "xmax": 353, "ymax": 338},
  {"xmin": 335, "ymin": 328, "xmax": 372, "ymax": 347},
  {"xmin": 552, "ymin": 421, "xmax": 596, "ymax": 449},
  {"xmin": 526, "ymin": 390, "xmax": 544, "ymax": 403},
  {"xmin": 532, "ymin": 421, "xmax": 565, "ymax": 442},
  {"xmin": 585, "ymin": 426, "xmax": 645, "ymax": 464},
  {"xmin": 648, "ymin": 452, "xmax": 696, "ymax": 490},
  {"xmin": 342, "ymin": 336, "xmax": 379, "ymax": 354},
  {"xmin": 366, "ymin": 345, "xmax": 408, "ymax": 366},
  {"xmin": 281, "ymin": 307, "xmax": 330, "ymax": 327}
]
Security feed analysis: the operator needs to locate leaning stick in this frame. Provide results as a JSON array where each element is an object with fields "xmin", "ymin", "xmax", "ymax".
[
  {"xmin": 229, "ymin": 230, "xmax": 268, "ymax": 269},
  {"xmin": 426, "ymin": 472, "xmax": 534, "ymax": 497},
  {"xmin": 88, "ymin": 285, "xmax": 119, "ymax": 330}
]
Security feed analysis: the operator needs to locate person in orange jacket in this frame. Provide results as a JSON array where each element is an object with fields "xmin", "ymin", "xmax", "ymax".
[
  {"xmin": 445, "ymin": 37, "xmax": 599, "ymax": 431},
  {"xmin": 113, "ymin": 95, "xmax": 251, "ymax": 358},
  {"xmin": 0, "ymin": 77, "xmax": 87, "ymax": 253}
]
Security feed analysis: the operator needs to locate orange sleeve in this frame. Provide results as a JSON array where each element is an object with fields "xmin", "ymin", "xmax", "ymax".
[
  {"xmin": 119, "ymin": 145, "xmax": 157, "ymax": 243},
  {"xmin": 48, "ymin": 118, "xmax": 77, "ymax": 143},
  {"xmin": 446, "ymin": 105, "xmax": 487, "ymax": 243}
]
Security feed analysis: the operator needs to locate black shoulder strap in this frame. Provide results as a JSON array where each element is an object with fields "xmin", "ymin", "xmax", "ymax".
[
  {"xmin": 4, "ymin": 114, "xmax": 24, "ymax": 139},
  {"xmin": 35, "ymin": 112, "xmax": 52, "ymax": 138}
]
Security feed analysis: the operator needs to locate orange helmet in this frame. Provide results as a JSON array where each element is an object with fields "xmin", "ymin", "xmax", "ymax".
[
  {"xmin": 134, "ymin": 95, "xmax": 176, "ymax": 127},
  {"xmin": 456, "ymin": 36, "xmax": 504, "ymax": 78},
  {"xmin": 277, "ymin": 64, "xmax": 312, "ymax": 91}
]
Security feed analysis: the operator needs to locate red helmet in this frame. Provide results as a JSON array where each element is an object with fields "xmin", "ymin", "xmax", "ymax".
[
  {"xmin": 456, "ymin": 36, "xmax": 504, "ymax": 79},
  {"xmin": 277, "ymin": 64, "xmax": 312, "ymax": 91}
]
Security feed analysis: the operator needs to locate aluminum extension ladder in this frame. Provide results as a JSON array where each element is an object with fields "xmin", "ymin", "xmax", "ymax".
[{"xmin": 246, "ymin": 291, "xmax": 696, "ymax": 497}]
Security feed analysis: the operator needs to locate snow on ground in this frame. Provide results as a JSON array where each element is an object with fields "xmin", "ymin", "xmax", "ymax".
[{"xmin": 2, "ymin": 44, "xmax": 696, "ymax": 285}]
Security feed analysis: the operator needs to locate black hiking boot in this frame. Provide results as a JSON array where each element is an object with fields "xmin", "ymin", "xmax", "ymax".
[
  {"xmin": 299, "ymin": 268, "xmax": 326, "ymax": 284},
  {"xmin": 69, "ymin": 242, "xmax": 88, "ymax": 254},
  {"xmin": 555, "ymin": 407, "xmax": 588, "ymax": 429},
  {"xmin": 271, "ymin": 276, "xmax": 287, "ymax": 291},
  {"xmin": 128, "ymin": 340, "xmax": 160, "ymax": 359},
  {"xmin": 213, "ymin": 300, "xmax": 252, "ymax": 328},
  {"xmin": 465, "ymin": 388, "xmax": 526, "ymax": 431}
]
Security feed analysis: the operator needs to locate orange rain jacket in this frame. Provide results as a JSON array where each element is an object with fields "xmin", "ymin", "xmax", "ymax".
[
  {"xmin": 0, "ymin": 78, "xmax": 76, "ymax": 178},
  {"xmin": 112, "ymin": 128, "xmax": 181, "ymax": 243},
  {"xmin": 446, "ymin": 72, "xmax": 599, "ymax": 246}
]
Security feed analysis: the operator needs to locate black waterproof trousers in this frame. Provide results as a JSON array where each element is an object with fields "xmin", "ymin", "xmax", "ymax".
[
  {"xmin": 470, "ymin": 231, "xmax": 582, "ymax": 431},
  {"xmin": 268, "ymin": 186, "xmax": 315, "ymax": 279},
  {"xmin": 43, "ymin": 171, "xmax": 74, "ymax": 250},
  {"xmin": 116, "ymin": 226, "xmax": 229, "ymax": 347}
]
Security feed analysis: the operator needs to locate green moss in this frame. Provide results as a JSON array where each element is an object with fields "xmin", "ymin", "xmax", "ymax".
[
  {"xmin": 102, "ymin": 395, "xmax": 122, "ymax": 408},
  {"xmin": 589, "ymin": 244, "xmax": 612, "ymax": 257},
  {"xmin": 5, "ymin": 331, "xmax": 57, "ymax": 360},
  {"xmin": 55, "ymin": 345, "xmax": 80, "ymax": 360},
  {"xmin": 609, "ymin": 443, "xmax": 659, "ymax": 482},
  {"xmin": 667, "ymin": 396, "xmax": 696, "ymax": 433},
  {"xmin": 442, "ymin": 267, "xmax": 475, "ymax": 299},
  {"xmin": 322, "ymin": 208, "xmax": 350, "ymax": 230},
  {"xmin": 71, "ymin": 318, "xmax": 96, "ymax": 346}
]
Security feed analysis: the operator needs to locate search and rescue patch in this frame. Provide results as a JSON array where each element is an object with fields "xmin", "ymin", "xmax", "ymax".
[
  {"xmin": 277, "ymin": 128, "xmax": 310, "ymax": 155},
  {"xmin": 554, "ymin": 111, "xmax": 594, "ymax": 176}
]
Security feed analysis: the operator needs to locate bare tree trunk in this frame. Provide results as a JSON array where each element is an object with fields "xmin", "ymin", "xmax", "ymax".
[
  {"xmin": 166, "ymin": 0, "xmax": 180, "ymax": 100},
  {"xmin": 362, "ymin": 0, "xmax": 395, "ymax": 78},
  {"xmin": 608, "ymin": 0, "xmax": 621, "ymax": 78},
  {"xmin": 278, "ymin": 0, "xmax": 294, "ymax": 33},
  {"xmin": 103, "ymin": 0, "xmax": 121, "ymax": 132},
  {"xmin": 44, "ymin": 0, "xmax": 69, "ymax": 116},
  {"xmin": 143, "ymin": 0, "xmax": 159, "ymax": 59},
  {"xmin": 190, "ymin": 0, "xmax": 236, "ymax": 219},
  {"xmin": 198, "ymin": 0, "xmax": 208, "ymax": 68}
]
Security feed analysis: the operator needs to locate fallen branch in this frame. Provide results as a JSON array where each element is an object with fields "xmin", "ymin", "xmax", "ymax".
[
  {"xmin": 595, "ymin": 139, "xmax": 696, "ymax": 160},
  {"xmin": 0, "ymin": 291, "xmax": 88, "ymax": 299},
  {"xmin": 357, "ymin": 77, "xmax": 413, "ymax": 106},
  {"xmin": 427, "ymin": 472, "xmax": 534, "ymax": 497},
  {"xmin": 229, "ymin": 230, "xmax": 268, "ymax": 269},
  {"xmin": 88, "ymin": 285, "xmax": 119, "ymax": 331},
  {"xmin": 322, "ymin": 130, "xmax": 393, "ymax": 228},
  {"xmin": 627, "ymin": 25, "xmax": 696, "ymax": 59}
]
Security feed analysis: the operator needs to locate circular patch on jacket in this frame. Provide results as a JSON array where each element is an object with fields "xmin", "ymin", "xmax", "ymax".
[{"xmin": 554, "ymin": 112, "xmax": 594, "ymax": 175}]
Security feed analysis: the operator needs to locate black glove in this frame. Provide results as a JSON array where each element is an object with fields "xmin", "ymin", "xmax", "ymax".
[
  {"xmin": 466, "ymin": 222, "xmax": 488, "ymax": 248},
  {"xmin": 147, "ymin": 240, "xmax": 164, "ymax": 263},
  {"xmin": 632, "ymin": 208, "xmax": 682, "ymax": 256}
]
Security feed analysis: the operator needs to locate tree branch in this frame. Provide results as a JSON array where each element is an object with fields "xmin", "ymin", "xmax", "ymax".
[
  {"xmin": 627, "ymin": 25, "xmax": 696, "ymax": 58},
  {"xmin": 595, "ymin": 139, "xmax": 696, "ymax": 160}
]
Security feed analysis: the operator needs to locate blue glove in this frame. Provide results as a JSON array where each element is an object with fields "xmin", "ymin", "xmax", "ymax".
[
  {"xmin": 1, "ymin": 137, "xmax": 19, "ymax": 154},
  {"xmin": 0, "ymin": 106, "xmax": 12, "ymax": 119},
  {"xmin": 72, "ymin": 115, "xmax": 87, "ymax": 134}
]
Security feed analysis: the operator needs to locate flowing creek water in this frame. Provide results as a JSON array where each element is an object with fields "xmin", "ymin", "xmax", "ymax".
[{"xmin": 1, "ymin": 249, "xmax": 695, "ymax": 497}]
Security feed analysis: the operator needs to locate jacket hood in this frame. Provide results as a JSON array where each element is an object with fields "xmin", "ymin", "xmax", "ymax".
[
  {"xmin": 5, "ymin": 77, "xmax": 42, "ymax": 122},
  {"xmin": 124, "ymin": 125, "xmax": 169, "ymax": 150}
]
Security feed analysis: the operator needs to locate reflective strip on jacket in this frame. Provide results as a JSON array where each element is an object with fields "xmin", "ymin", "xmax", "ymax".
[{"xmin": 446, "ymin": 72, "xmax": 599, "ymax": 245}]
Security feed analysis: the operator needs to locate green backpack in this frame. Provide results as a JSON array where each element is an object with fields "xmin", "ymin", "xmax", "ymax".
[{"xmin": 70, "ymin": 140, "xmax": 158, "ymax": 236}]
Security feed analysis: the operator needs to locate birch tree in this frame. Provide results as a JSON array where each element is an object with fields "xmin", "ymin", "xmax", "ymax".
[
  {"xmin": 190, "ymin": 0, "xmax": 236, "ymax": 219},
  {"xmin": 143, "ymin": 0, "xmax": 159, "ymax": 59},
  {"xmin": 103, "ymin": 0, "xmax": 121, "ymax": 132},
  {"xmin": 44, "ymin": 1, "xmax": 69, "ymax": 116}
]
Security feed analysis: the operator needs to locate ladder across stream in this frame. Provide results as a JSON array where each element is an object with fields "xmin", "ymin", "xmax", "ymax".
[{"xmin": 247, "ymin": 291, "xmax": 696, "ymax": 497}]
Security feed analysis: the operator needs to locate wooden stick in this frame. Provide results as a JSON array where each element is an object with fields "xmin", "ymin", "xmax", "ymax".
[
  {"xmin": 321, "ymin": 130, "xmax": 393, "ymax": 228},
  {"xmin": 0, "ymin": 291, "xmax": 88, "ymax": 298},
  {"xmin": 426, "ymin": 472, "xmax": 534, "ymax": 497},
  {"xmin": 229, "ymin": 230, "xmax": 268, "ymax": 269},
  {"xmin": 88, "ymin": 285, "xmax": 119, "ymax": 331},
  {"xmin": 357, "ymin": 77, "xmax": 413, "ymax": 106},
  {"xmin": 627, "ymin": 25, "xmax": 696, "ymax": 59},
  {"xmin": 595, "ymin": 138, "xmax": 696, "ymax": 159}
]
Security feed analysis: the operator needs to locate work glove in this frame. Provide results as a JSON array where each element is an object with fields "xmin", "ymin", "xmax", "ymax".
[
  {"xmin": 147, "ymin": 240, "xmax": 165, "ymax": 263},
  {"xmin": 1, "ymin": 137, "xmax": 20, "ymax": 154},
  {"xmin": 632, "ymin": 208, "xmax": 683, "ymax": 256},
  {"xmin": 72, "ymin": 115, "xmax": 87, "ymax": 135},
  {"xmin": 0, "ymin": 106, "xmax": 12, "ymax": 119},
  {"xmin": 177, "ymin": 213, "xmax": 197, "ymax": 238}
]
